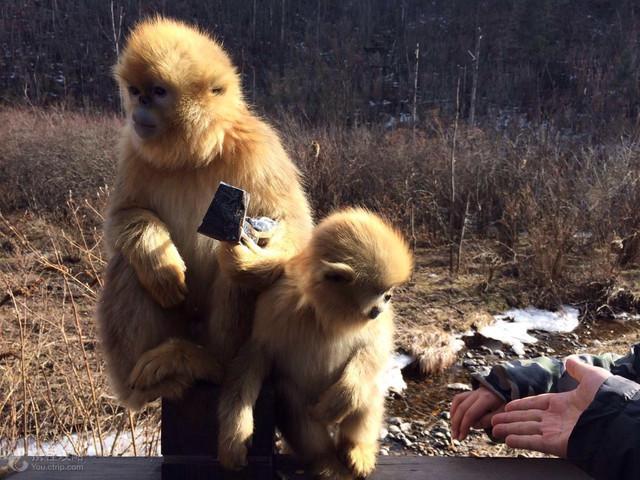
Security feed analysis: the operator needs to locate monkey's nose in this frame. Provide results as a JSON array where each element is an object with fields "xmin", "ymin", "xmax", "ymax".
[
  {"xmin": 368, "ymin": 306, "xmax": 381, "ymax": 319},
  {"xmin": 139, "ymin": 95, "xmax": 151, "ymax": 106}
]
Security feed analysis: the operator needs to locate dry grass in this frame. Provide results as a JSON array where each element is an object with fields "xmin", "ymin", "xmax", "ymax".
[
  {"xmin": 2, "ymin": 106, "xmax": 640, "ymax": 457},
  {"xmin": 0, "ymin": 195, "xmax": 160, "ymax": 457}
]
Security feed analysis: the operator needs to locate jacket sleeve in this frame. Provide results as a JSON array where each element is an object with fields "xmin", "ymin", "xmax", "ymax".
[
  {"xmin": 470, "ymin": 344, "xmax": 640, "ymax": 401},
  {"xmin": 567, "ymin": 375, "xmax": 640, "ymax": 480}
]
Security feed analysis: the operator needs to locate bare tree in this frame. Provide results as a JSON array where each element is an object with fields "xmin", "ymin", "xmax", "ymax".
[
  {"xmin": 110, "ymin": 0, "xmax": 124, "ymax": 58},
  {"xmin": 468, "ymin": 27, "xmax": 482, "ymax": 126},
  {"xmin": 449, "ymin": 75, "xmax": 461, "ymax": 274},
  {"xmin": 412, "ymin": 42, "xmax": 420, "ymax": 140}
]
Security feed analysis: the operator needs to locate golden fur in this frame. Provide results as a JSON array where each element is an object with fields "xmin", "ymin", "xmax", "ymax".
[
  {"xmin": 97, "ymin": 17, "xmax": 312, "ymax": 409},
  {"xmin": 217, "ymin": 208, "xmax": 413, "ymax": 479}
]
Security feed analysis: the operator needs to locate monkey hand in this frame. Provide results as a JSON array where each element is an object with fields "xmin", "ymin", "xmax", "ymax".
[
  {"xmin": 216, "ymin": 239, "xmax": 284, "ymax": 288},
  {"xmin": 135, "ymin": 243, "xmax": 188, "ymax": 308},
  {"xmin": 310, "ymin": 379, "xmax": 364, "ymax": 425}
]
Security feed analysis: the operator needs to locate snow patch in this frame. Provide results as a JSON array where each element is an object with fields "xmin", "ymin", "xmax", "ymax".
[
  {"xmin": 478, "ymin": 306, "xmax": 580, "ymax": 355},
  {"xmin": 3, "ymin": 427, "xmax": 159, "ymax": 457},
  {"xmin": 379, "ymin": 352, "xmax": 415, "ymax": 395}
]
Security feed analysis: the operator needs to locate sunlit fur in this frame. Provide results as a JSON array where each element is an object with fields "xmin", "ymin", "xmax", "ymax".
[
  {"xmin": 97, "ymin": 16, "xmax": 312, "ymax": 410},
  {"xmin": 217, "ymin": 209, "xmax": 413, "ymax": 479}
]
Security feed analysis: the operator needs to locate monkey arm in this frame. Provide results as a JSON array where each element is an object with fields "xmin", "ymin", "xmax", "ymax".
[
  {"xmin": 311, "ymin": 346, "xmax": 386, "ymax": 425},
  {"xmin": 216, "ymin": 232, "xmax": 291, "ymax": 289},
  {"xmin": 107, "ymin": 207, "xmax": 188, "ymax": 308},
  {"xmin": 216, "ymin": 220, "xmax": 310, "ymax": 289},
  {"xmin": 218, "ymin": 134, "xmax": 314, "ymax": 289},
  {"xmin": 217, "ymin": 340, "xmax": 272, "ymax": 470}
]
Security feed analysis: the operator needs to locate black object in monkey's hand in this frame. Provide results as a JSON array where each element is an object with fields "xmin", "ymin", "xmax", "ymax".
[{"xmin": 197, "ymin": 182, "xmax": 277, "ymax": 245}]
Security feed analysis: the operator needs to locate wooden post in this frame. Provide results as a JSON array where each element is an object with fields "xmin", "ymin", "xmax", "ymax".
[{"xmin": 161, "ymin": 382, "xmax": 275, "ymax": 479}]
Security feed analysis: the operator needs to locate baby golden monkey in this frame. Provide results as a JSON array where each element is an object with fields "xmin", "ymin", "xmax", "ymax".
[
  {"xmin": 218, "ymin": 208, "xmax": 413, "ymax": 479},
  {"xmin": 97, "ymin": 17, "xmax": 312, "ymax": 409}
]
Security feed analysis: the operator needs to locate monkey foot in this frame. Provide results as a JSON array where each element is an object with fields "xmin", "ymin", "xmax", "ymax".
[
  {"xmin": 126, "ymin": 338, "xmax": 222, "ymax": 392},
  {"xmin": 344, "ymin": 443, "xmax": 377, "ymax": 478}
]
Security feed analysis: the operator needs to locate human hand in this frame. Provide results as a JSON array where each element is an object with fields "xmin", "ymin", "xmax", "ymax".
[
  {"xmin": 491, "ymin": 356, "xmax": 612, "ymax": 457},
  {"xmin": 450, "ymin": 386, "xmax": 506, "ymax": 441}
]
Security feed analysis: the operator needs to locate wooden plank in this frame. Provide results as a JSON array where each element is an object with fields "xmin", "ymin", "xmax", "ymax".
[
  {"xmin": 274, "ymin": 455, "xmax": 592, "ymax": 479},
  {"xmin": 162, "ymin": 455, "xmax": 272, "ymax": 479},
  {"xmin": 9, "ymin": 456, "xmax": 592, "ymax": 480},
  {"xmin": 5, "ymin": 457, "xmax": 161, "ymax": 480}
]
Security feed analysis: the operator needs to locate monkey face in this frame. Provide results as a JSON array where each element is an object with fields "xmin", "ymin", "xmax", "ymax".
[
  {"xmin": 113, "ymin": 17, "xmax": 244, "ymax": 168},
  {"xmin": 126, "ymin": 84, "xmax": 173, "ymax": 140},
  {"xmin": 305, "ymin": 208, "xmax": 413, "ymax": 326},
  {"xmin": 318, "ymin": 260, "xmax": 395, "ymax": 322}
]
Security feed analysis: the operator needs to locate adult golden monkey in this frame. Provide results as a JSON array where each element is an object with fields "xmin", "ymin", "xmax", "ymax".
[{"xmin": 97, "ymin": 16, "xmax": 312, "ymax": 409}]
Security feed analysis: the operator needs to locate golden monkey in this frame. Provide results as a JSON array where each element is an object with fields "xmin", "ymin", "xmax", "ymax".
[
  {"xmin": 97, "ymin": 17, "xmax": 312, "ymax": 410},
  {"xmin": 217, "ymin": 208, "xmax": 413, "ymax": 479}
]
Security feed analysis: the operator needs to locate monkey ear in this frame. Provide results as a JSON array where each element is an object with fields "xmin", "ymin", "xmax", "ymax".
[{"xmin": 321, "ymin": 261, "xmax": 355, "ymax": 284}]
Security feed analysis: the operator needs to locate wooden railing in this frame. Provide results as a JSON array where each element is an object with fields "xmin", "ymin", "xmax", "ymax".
[{"xmin": 8, "ymin": 382, "xmax": 592, "ymax": 479}]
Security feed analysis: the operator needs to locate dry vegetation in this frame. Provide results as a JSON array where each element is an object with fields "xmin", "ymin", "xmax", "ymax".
[{"xmin": 2, "ymin": 107, "xmax": 640, "ymax": 457}]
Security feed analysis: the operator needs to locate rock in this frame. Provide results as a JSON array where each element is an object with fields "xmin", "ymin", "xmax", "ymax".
[
  {"xmin": 447, "ymin": 382, "xmax": 472, "ymax": 391},
  {"xmin": 387, "ymin": 416, "xmax": 402, "ymax": 426},
  {"xmin": 435, "ymin": 419, "xmax": 449, "ymax": 430},
  {"xmin": 440, "ymin": 411, "xmax": 451, "ymax": 420},
  {"xmin": 463, "ymin": 359, "xmax": 478, "ymax": 368},
  {"xmin": 379, "ymin": 427, "xmax": 389, "ymax": 440},
  {"xmin": 433, "ymin": 431, "xmax": 448, "ymax": 441},
  {"xmin": 401, "ymin": 438, "xmax": 413, "ymax": 448},
  {"xmin": 400, "ymin": 422, "xmax": 413, "ymax": 433},
  {"xmin": 494, "ymin": 349, "xmax": 505, "ymax": 358},
  {"xmin": 380, "ymin": 447, "xmax": 389, "ymax": 456},
  {"xmin": 388, "ymin": 425, "xmax": 401, "ymax": 435}
]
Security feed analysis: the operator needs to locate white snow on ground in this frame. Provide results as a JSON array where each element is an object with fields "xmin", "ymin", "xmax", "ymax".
[
  {"xmin": 379, "ymin": 352, "xmax": 415, "ymax": 395},
  {"xmin": 478, "ymin": 306, "xmax": 580, "ymax": 355},
  {"xmin": 613, "ymin": 312, "xmax": 640, "ymax": 323},
  {"xmin": 3, "ymin": 427, "xmax": 160, "ymax": 457}
]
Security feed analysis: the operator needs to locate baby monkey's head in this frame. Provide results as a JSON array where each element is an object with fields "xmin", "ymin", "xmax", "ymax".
[
  {"xmin": 114, "ymin": 16, "xmax": 244, "ymax": 169},
  {"xmin": 300, "ymin": 208, "xmax": 413, "ymax": 326}
]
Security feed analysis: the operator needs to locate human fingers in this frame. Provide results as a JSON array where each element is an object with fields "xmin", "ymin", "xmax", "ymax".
[
  {"xmin": 450, "ymin": 391, "xmax": 472, "ymax": 419},
  {"xmin": 491, "ymin": 408, "xmax": 543, "ymax": 426},
  {"xmin": 458, "ymin": 395, "xmax": 499, "ymax": 440},
  {"xmin": 473, "ymin": 404, "xmax": 505, "ymax": 429},
  {"xmin": 565, "ymin": 356, "xmax": 610, "ymax": 383},
  {"xmin": 451, "ymin": 391, "xmax": 476, "ymax": 440},
  {"xmin": 504, "ymin": 393, "xmax": 552, "ymax": 412},
  {"xmin": 492, "ymin": 420, "xmax": 541, "ymax": 439}
]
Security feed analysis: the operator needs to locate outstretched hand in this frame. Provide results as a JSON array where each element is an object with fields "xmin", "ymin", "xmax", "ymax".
[{"xmin": 491, "ymin": 356, "xmax": 612, "ymax": 457}]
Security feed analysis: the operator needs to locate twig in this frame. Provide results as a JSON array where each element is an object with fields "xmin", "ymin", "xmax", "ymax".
[{"xmin": 449, "ymin": 74, "xmax": 461, "ymax": 274}]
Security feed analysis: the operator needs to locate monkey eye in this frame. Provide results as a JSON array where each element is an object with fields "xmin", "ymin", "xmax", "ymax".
[
  {"xmin": 211, "ymin": 86, "xmax": 224, "ymax": 95},
  {"xmin": 128, "ymin": 86, "xmax": 140, "ymax": 96},
  {"xmin": 383, "ymin": 293, "xmax": 392, "ymax": 302},
  {"xmin": 153, "ymin": 86, "xmax": 167, "ymax": 97}
]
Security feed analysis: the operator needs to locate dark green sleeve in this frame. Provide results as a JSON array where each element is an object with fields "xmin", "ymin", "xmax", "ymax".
[
  {"xmin": 471, "ymin": 344, "xmax": 640, "ymax": 401},
  {"xmin": 568, "ymin": 375, "xmax": 640, "ymax": 479}
]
